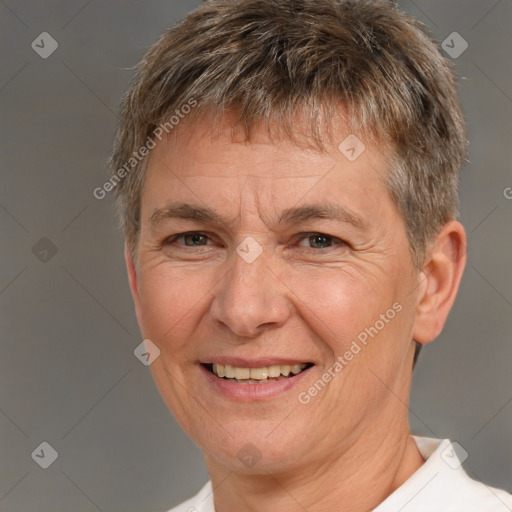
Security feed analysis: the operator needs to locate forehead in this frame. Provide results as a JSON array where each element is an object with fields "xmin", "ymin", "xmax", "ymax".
[{"xmin": 141, "ymin": 112, "xmax": 393, "ymax": 228}]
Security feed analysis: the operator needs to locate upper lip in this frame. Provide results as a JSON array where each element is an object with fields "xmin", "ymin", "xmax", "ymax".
[{"xmin": 200, "ymin": 357, "xmax": 313, "ymax": 368}]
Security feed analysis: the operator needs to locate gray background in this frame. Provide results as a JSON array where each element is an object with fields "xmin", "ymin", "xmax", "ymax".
[{"xmin": 0, "ymin": 0, "xmax": 510, "ymax": 510}]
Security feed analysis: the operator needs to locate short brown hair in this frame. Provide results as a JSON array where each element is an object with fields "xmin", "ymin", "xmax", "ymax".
[{"xmin": 109, "ymin": 0, "xmax": 467, "ymax": 271}]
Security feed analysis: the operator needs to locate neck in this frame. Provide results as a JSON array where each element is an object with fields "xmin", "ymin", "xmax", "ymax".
[{"xmin": 205, "ymin": 423, "xmax": 425, "ymax": 512}]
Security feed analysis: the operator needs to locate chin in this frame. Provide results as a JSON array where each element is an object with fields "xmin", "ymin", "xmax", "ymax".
[{"xmin": 196, "ymin": 420, "xmax": 312, "ymax": 474}]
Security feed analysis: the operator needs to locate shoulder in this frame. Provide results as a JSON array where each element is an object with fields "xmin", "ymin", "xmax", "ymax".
[
  {"xmin": 164, "ymin": 481, "xmax": 214, "ymax": 512},
  {"xmin": 374, "ymin": 437, "xmax": 512, "ymax": 512}
]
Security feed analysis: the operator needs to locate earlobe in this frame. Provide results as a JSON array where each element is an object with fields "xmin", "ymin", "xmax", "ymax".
[{"xmin": 412, "ymin": 221, "xmax": 467, "ymax": 345}]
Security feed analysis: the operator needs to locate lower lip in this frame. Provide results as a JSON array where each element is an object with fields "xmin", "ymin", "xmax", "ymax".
[{"xmin": 199, "ymin": 364, "xmax": 313, "ymax": 401}]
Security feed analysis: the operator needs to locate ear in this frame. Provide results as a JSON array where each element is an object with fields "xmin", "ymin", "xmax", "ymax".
[
  {"xmin": 412, "ymin": 220, "xmax": 467, "ymax": 345},
  {"xmin": 124, "ymin": 243, "xmax": 143, "ymax": 327}
]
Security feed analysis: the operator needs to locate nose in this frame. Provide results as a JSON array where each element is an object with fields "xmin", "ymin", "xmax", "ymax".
[{"xmin": 208, "ymin": 243, "xmax": 292, "ymax": 338}]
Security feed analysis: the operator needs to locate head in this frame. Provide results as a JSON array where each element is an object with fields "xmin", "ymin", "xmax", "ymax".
[{"xmin": 109, "ymin": 0, "xmax": 467, "ymax": 474}]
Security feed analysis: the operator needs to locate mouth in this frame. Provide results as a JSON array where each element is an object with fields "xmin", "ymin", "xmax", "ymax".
[{"xmin": 202, "ymin": 362, "xmax": 314, "ymax": 384}]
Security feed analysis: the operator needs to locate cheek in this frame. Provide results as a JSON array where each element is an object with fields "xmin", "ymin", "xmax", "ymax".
[
  {"xmin": 136, "ymin": 258, "xmax": 403, "ymax": 360},
  {"xmin": 137, "ymin": 266, "xmax": 207, "ymax": 346},
  {"xmin": 285, "ymin": 267, "xmax": 395, "ymax": 352}
]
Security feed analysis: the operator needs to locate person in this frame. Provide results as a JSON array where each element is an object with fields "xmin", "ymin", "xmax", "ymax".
[{"xmin": 108, "ymin": 0, "xmax": 512, "ymax": 510}]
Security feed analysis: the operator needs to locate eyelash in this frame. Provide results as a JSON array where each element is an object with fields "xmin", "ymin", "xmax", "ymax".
[{"xmin": 163, "ymin": 231, "xmax": 346, "ymax": 251}]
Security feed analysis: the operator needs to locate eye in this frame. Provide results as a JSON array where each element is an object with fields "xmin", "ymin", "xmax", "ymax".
[
  {"xmin": 162, "ymin": 231, "xmax": 346, "ymax": 251},
  {"xmin": 295, "ymin": 232, "xmax": 346, "ymax": 250},
  {"xmin": 164, "ymin": 232, "xmax": 211, "ymax": 247}
]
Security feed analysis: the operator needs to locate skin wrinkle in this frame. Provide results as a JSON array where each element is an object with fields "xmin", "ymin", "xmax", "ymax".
[
  {"xmin": 124, "ymin": 113, "xmax": 466, "ymax": 511},
  {"xmin": 111, "ymin": 0, "xmax": 467, "ymax": 272},
  {"xmin": 108, "ymin": 2, "xmax": 471, "ymax": 509}
]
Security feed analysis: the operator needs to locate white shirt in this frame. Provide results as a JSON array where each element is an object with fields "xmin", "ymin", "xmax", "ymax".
[{"xmin": 166, "ymin": 436, "xmax": 512, "ymax": 512}]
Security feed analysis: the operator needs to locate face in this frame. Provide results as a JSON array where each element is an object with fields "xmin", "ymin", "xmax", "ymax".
[{"xmin": 126, "ymin": 114, "xmax": 426, "ymax": 474}]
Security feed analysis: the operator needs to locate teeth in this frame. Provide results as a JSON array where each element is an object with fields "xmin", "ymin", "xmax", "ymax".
[
  {"xmin": 225, "ymin": 364, "xmax": 235, "ymax": 379},
  {"xmin": 250, "ymin": 367, "xmax": 268, "ymax": 379},
  {"xmin": 213, "ymin": 363, "xmax": 225, "ymax": 378},
  {"xmin": 234, "ymin": 366, "xmax": 250, "ymax": 379},
  {"xmin": 210, "ymin": 363, "xmax": 308, "ymax": 381},
  {"xmin": 290, "ymin": 364, "xmax": 303, "ymax": 375},
  {"xmin": 268, "ymin": 365, "xmax": 281, "ymax": 377}
]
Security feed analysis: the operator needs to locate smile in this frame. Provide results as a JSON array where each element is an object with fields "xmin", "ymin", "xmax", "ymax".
[{"xmin": 204, "ymin": 362, "xmax": 313, "ymax": 384}]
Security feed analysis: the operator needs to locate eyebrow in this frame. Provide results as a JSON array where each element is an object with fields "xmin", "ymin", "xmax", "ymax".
[{"xmin": 149, "ymin": 201, "xmax": 369, "ymax": 231}]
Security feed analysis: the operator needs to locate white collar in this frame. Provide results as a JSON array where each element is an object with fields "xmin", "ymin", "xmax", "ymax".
[{"xmin": 373, "ymin": 436, "xmax": 512, "ymax": 511}]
